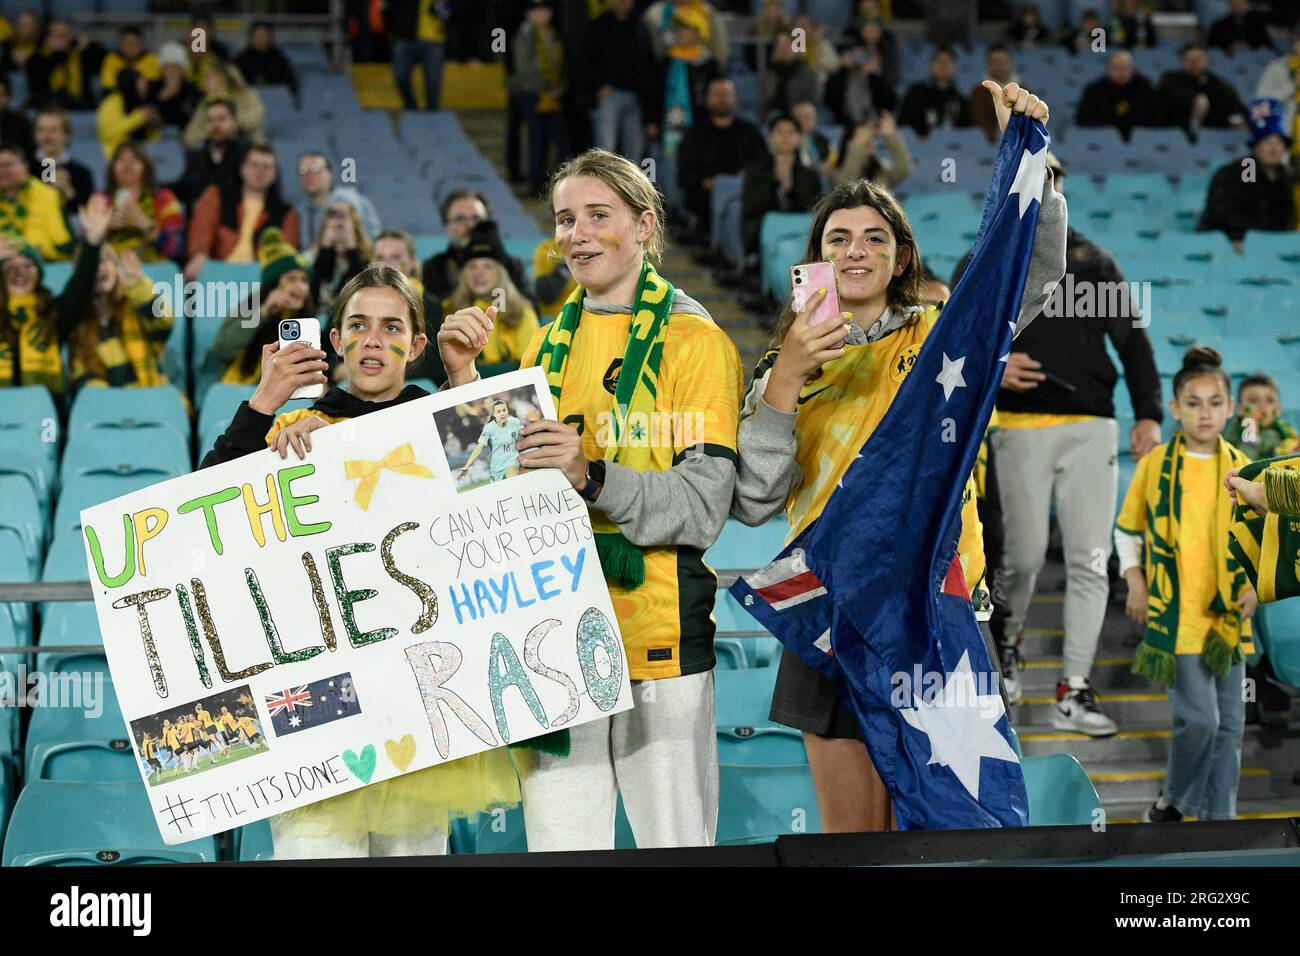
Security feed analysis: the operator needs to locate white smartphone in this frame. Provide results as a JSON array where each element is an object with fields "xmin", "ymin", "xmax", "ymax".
[{"xmin": 277, "ymin": 318, "xmax": 325, "ymax": 400}]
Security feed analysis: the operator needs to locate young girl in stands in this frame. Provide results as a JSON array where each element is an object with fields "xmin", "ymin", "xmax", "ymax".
[
  {"xmin": 1223, "ymin": 373, "xmax": 1299, "ymax": 460},
  {"xmin": 443, "ymin": 220, "xmax": 538, "ymax": 377},
  {"xmin": 730, "ymin": 82, "xmax": 1065, "ymax": 833},
  {"xmin": 438, "ymin": 148, "xmax": 744, "ymax": 850},
  {"xmin": 67, "ymin": 245, "xmax": 174, "ymax": 394},
  {"xmin": 200, "ymin": 263, "xmax": 521, "ymax": 858},
  {"xmin": 1116, "ymin": 346, "xmax": 1257, "ymax": 823},
  {"xmin": 211, "ymin": 228, "xmax": 314, "ymax": 385},
  {"xmin": 0, "ymin": 195, "xmax": 111, "ymax": 398}
]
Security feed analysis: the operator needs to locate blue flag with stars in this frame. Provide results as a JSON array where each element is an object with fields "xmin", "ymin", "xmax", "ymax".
[{"xmin": 731, "ymin": 114, "xmax": 1055, "ymax": 829}]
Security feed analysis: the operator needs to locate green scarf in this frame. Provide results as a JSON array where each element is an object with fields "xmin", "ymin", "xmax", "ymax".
[
  {"xmin": 1129, "ymin": 434, "xmax": 1252, "ymax": 686},
  {"xmin": 1229, "ymin": 454, "xmax": 1300, "ymax": 605},
  {"xmin": 532, "ymin": 259, "xmax": 674, "ymax": 591}
]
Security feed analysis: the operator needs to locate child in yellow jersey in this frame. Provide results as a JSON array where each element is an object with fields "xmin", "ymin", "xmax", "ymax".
[
  {"xmin": 438, "ymin": 148, "xmax": 744, "ymax": 851},
  {"xmin": 1116, "ymin": 347, "xmax": 1256, "ymax": 823},
  {"xmin": 441, "ymin": 221, "xmax": 539, "ymax": 378},
  {"xmin": 200, "ymin": 262, "xmax": 521, "ymax": 859},
  {"xmin": 732, "ymin": 83, "xmax": 1064, "ymax": 833}
]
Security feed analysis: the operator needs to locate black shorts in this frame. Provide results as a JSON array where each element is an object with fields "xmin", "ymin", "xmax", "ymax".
[{"xmin": 768, "ymin": 647, "xmax": 865, "ymax": 740}]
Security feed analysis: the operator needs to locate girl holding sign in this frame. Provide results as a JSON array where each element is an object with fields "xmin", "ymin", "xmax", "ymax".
[
  {"xmin": 437, "ymin": 148, "xmax": 745, "ymax": 850},
  {"xmin": 201, "ymin": 263, "xmax": 522, "ymax": 859}
]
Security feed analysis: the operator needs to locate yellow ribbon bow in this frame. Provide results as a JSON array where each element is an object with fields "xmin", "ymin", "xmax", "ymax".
[{"xmin": 343, "ymin": 443, "xmax": 434, "ymax": 510}]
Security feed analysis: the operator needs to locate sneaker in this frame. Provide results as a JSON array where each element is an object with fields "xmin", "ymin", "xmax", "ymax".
[
  {"xmin": 1142, "ymin": 799, "xmax": 1183, "ymax": 823},
  {"xmin": 1051, "ymin": 678, "xmax": 1118, "ymax": 737},
  {"xmin": 998, "ymin": 644, "xmax": 1025, "ymax": 705}
]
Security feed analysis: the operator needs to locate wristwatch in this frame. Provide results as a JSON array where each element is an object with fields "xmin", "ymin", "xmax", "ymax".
[{"xmin": 579, "ymin": 459, "xmax": 606, "ymax": 503}]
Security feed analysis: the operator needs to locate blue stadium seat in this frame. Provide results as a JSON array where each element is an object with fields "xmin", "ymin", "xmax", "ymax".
[
  {"xmin": 0, "ymin": 384, "xmax": 57, "ymax": 426},
  {"xmin": 41, "ymin": 261, "xmax": 73, "ymax": 294},
  {"xmin": 718, "ymin": 725, "xmax": 807, "ymax": 764},
  {"xmin": 36, "ymin": 602, "xmax": 106, "ymax": 679},
  {"xmin": 447, "ymin": 806, "xmax": 529, "ymax": 855},
  {"xmin": 711, "ymin": 174, "xmax": 744, "ymax": 264},
  {"xmin": 714, "ymin": 587, "xmax": 761, "ymax": 634},
  {"xmin": 1022, "ymin": 753, "xmax": 1103, "ymax": 826},
  {"xmin": 715, "ymin": 665, "xmax": 780, "ymax": 729},
  {"xmin": 68, "ymin": 385, "xmax": 190, "ymax": 442},
  {"xmin": 2, "ymin": 780, "xmax": 218, "ymax": 865},
  {"xmin": 717, "ymin": 763, "xmax": 820, "ymax": 844},
  {"xmin": 0, "ymin": 474, "xmax": 43, "ymax": 574},
  {"xmin": 0, "ymin": 388, "xmax": 58, "ymax": 482},
  {"xmin": 1256, "ymin": 598, "xmax": 1300, "ymax": 688},
  {"xmin": 0, "ymin": 445, "xmax": 50, "ymax": 517},
  {"xmin": 54, "ymin": 470, "xmax": 172, "ymax": 535},
  {"xmin": 237, "ymin": 819, "xmax": 275, "ymax": 861},
  {"xmin": 62, "ymin": 428, "xmax": 190, "ymax": 481},
  {"xmin": 765, "ymin": 234, "xmax": 807, "ymax": 301},
  {"xmin": 1242, "ymin": 231, "xmax": 1300, "ymax": 260},
  {"xmin": 26, "ymin": 680, "xmax": 136, "ymax": 782},
  {"xmin": 715, "ymin": 638, "xmax": 748, "ymax": 669},
  {"xmin": 0, "ymin": 527, "xmax": 33, "ymax": 643},
  {"xmin": 705, "ymin": 516, "xmax": 790, "ymax": 571}
]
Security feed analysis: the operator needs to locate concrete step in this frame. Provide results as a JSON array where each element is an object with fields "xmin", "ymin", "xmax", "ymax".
[
  {"xmin": 1103, "ymin": 797, "xmax": 1300, "ymax": 825},
  {"xmin": 1019, "ymin": 724, "xmax": 1172, "ymax": 762},
  {"xmin": 1018, "ymin": 656, "xmax": 1156, "ymax": 693},
  {"xmin": 1087, "ymin": 762, "xmax": 1272, "ymax": 804},
  {"xmin": 1015, "ymin": 690, "xmax": 1170, "ymax": 728}
]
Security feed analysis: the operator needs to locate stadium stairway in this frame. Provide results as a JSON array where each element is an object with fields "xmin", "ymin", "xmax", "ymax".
[{"xmin": 1011, "ymin": 548, "xmax": 1300, "ymax": 826}]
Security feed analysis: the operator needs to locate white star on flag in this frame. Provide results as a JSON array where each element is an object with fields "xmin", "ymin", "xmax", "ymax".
[
  {"xmin": 1000, "ymin": 321, "xmax": 1015, "ymax": 363},
  {"xmin": 936, "ymin": 352, "xmax": 967, "ymax": 400},
  {"xmin": 899, "ymin": 650, "xmax": 1020, "ymax": 800},
  {"xmin": 1008, "ymin": 146, "xmax": 1048, "ymax": 218},
  {"xmin": 289, "ymin": 715, "xmax": 301, "ymax": 728}
]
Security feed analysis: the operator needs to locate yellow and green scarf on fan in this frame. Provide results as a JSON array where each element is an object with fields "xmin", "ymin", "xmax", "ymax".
[
  {"xmin": 1129, "ymin": 433, "xmax": 1253, "ymax": 686},
  {"xmin": 532, "ymin": 258, "xmax": 672, "ymax": 591},
  {"xmin": 1229, "ymin": 454, "xmax": 1300, "ymax": 604}
]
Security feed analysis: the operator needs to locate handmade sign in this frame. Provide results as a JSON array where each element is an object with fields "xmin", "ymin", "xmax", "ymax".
[{"xmin": 81, "ymin": 367, "xmax": 632, "ymax": 844}]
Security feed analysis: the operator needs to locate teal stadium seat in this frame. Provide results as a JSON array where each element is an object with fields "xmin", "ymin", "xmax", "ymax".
[
  {"xmin": 447, "ymin": 806, "xmax": 529, "ymax": 855},
  {"xmin": 705, "ymin": 516, "xmax": 790, "ymax": 571},
  {"xmin": 237, "ymin": 819, "xmax": 275, "ymax": 861},
  {"xmin": 0, "ymin": 474, "xmax": 44, "ymax": 575},
  {"xmin": 715, "ymin": 664, "xmax": 780, "ymax": 729},
  {"xmin": 36, "ymin": 601, "xmax": 106, "ymax": 678},
  {"xmin": 54, "ymin": 470, "xmax": 171, "ymax": 536},
  {"xmin": 2, "ymin": 780, "xmax": 218, "ymax": 865},
  {"xmin": 713, "ymin": 587, "xmax": 760, "ymax": 634},
  {"xmin": 62, "ymin": 427, "xmax": 190, "ymax": 480},
  {"xmin": 1021, "ymin": 753, "xmax": 1103, "ymax": 826},
  {"xmin": 717, "ymin": 763, "xmax": 820, "ymax": 844},
  {"xmin": 68, "ymin": 385, "xmax": 189, "ymax": 443},
  {"xmin": 25, "ymin": 680, "xmax": 135, "ymax": 782},
  {"xmin": 1256, "ymin": 599, "xmax": 1300, "ymax": 688}
]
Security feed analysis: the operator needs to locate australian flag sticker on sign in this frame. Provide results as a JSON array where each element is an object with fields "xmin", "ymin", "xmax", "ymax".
[{"xmin": 265, "ymin": 673, "xmax": 362, "ymax": 738}]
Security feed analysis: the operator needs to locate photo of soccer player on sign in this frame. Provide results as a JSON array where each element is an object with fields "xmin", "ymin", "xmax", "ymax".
[
  {"xmin": 434, "ymin": 382, "xmax": 545, "ymax": 492},
  {"xmin": 130, "ymin": 686, "xmax": 268, "ymax": 787}
]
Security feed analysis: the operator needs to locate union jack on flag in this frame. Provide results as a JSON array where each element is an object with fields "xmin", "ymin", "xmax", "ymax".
[
  {"xmin": 265, "ymin": 673, "xmax": 362, "ymax": 738},
  {"xmin": 265, "ymin": 685, "xmax": 314, "ymax": 717}
]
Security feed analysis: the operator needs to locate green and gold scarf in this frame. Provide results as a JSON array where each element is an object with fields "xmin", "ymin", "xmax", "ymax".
[
  {"xmin": 1229, "ymin": 454, "xmax": 1300, "ymax": 605},
  {"xmin": 533, "ymin": 259, "xmax": 673, "ymax": 591},
  {"xmin": 1130, "ymin": 434, "xmax": 1252, "ymax": 686},
  {"xmin": 0, "ymin": 292, "xmax": 63, "ymax": 395}
]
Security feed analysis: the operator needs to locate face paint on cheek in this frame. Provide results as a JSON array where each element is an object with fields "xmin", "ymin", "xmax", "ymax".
[
  {"xmin": 387, "ymin": 342, "xmax": 408, "ymax": 361},
  {"xmin": 342, "ymin": 338, "xmax": 359, "ymax": 355},
  {"xmin": 596, "ymin": 231, "xmax": 624, "ymax": 250}
]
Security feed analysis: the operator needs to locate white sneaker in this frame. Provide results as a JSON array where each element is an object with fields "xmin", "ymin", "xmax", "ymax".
[
  {"xmin": 998, "ymin": 644, "xmax": 1024, "ymax": 705},
  {"xmin": 1051, "ymin": 678, "xmax": 1118, "ymax": 737}
]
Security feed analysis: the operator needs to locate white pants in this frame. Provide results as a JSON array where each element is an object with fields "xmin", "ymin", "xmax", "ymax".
[
  {"xmin": 270, "ymin": 821, "xmax": 448, "ymax": 860},
  {"xmin": 514, "ymin": 670, "xmax": 719, "ymax": 852}
]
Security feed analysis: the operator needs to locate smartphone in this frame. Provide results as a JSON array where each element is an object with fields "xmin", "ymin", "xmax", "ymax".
[
  {"xmin": 791, "ymin": 262, "xmax": 842, "ymax": 327},
  {"xmin": 114, "ymin": 187, "xmax": 131, "ymax": 205},
  {"xmin": 277, "ymin": 318, "xmax": 325, "ymax": 400}
]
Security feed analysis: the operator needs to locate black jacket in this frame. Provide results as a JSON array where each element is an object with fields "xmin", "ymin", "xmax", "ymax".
[
  {"xmin": 581, "ymin": 10, "xmax": 657, "ymax": 115},
  {"xmin": 898, "ymin": 81, "xmax": 968, "ymax": 136},
  {"xmin": 1156, "ymin": 69, "xmax": 1245, "ymax": 134},
  {"xmin": 1, "ymin": 109, "xmax": 34, "ymax": 162},
  {"xmin": 234, "ymin": 46, "xmax": 301, "ymax": 102},
  {"xmin": 25, "ymin": 45, "xmax": 104, "ymax": 110},
  {"xmin": 148, "ymin": 77, "xmax": 203, "ymax": 130},
  {"xmin": 170, "ymin": 137, "xmax": 248, "ymax": 209},
  {"xmin": 1206, "ymin": 11, "xmax": 1275, "ymax": 52},
  {"xmin": 200, "ymin": 383, "xmax": 431, "ymax": 470},
  {"xmin": 1075, "ymin": 73, "xmax": 1162, "ymax": 139},
  {"xmin": 1198, "ymin": 156, "xmax": 1299, "ymax": 241},
  {"xmin": 740, "ymin": 154, "xmax": 821, "ymax": 257},
  {"xmin": 952, "ymin": 228, "xmax": 1163, "ymax": 423},
  {"xmin": 677, "ymin": 116, "xmax": 766, "ymax": 204}
]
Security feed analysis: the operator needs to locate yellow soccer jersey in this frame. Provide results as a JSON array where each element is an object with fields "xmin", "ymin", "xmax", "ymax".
[
  {"xmin": 217, "ymin": 711, "xmax": 238, "ymax": 732},
  {"xmin": 520, "ymin": 300, "xmax": 744, "ymax": 679},
  {"xmin": 237, "ymin": 716, "xmax": 259, "ymax": 737},
  {"xmin": 996, "ymin": 412, "xmax": 1096, "ymax": 430}
]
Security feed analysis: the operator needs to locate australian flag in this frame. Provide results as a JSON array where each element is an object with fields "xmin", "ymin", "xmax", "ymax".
[
  {"xmin": 731, "ymin": 114, "xmax": 1055, "ymax": 829},
  {"xmin": 266, "ymin": 673, "xmax": 362, "ymax": 738}
]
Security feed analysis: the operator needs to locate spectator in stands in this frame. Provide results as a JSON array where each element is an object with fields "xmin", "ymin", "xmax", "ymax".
[
  {"xmin": 1075, "ymin": 50, "xmax": 1162, "ymax": 140},
  {"xmin": 25, "ymin": 18, "xmax": 102, "ymax": 111},
  {"xmin": 791, "ymin": 14, "xmax": 841, "ymax": 87},
  {"xmin": 792, "ymin": 100, "xmax": 836, "ymax": 174},
  {"xmin": 1061, "ymin": 8, "xmax": 1105, "ymax": 56},
  {"xmin": 100, "ymin": 25, "xmax": 159, "ymax": 93},
  {"xmin": 828, "ymin": 110, "xmax": 912, "ymax": 189},
  {"xmin": 1117, "ymin": 347, "xmax": 1255, "ymax": 824},
  {"xmin": 212, "ymin": 228, "xmax": 314, "ymax": 385},
  {"xmin": 235, "ymin": 21, "xmax": 301, "ymax": 107},
  {"xmin": 420, "ymin": 188, "xmax": 531, "ymax": 302},
  {"xmin": 386, "ymin": 0, "xmax": 447, "ymax": 111},
  {"xmin": 184, "ymin": 58, "xmax": 266, "ymax": 149},
  {"xmin": 34, "ymin": 107, "xmax": 92, "ymax": 210},
  {"xmin": 67, "ymin": 244, "xmax": 173, "ymax": 393},
  {"xmin": 1007, "ymin": 3, "xmax": 1050, "ymax": 48},
  {"xmin": 170, "ymin": 98, "xmax": 247, "ymax": 210},
  {"xmin": 186, "ymin": 143, "xmax": 299, "ymax": 280},
  {"xmin": 0, "ymin": 144, "xmax": 73, "ymax": 261},
  {"xmin": 443, "ymin": 220, "xmax": 539, "ymax": 377},
  {"xmin": 898, "ymin": 46, "xmax": 969, "ymax": 138},
  {"xmin": 0, "ymin": 77, "xmax": 36, "ymax": 162},
  {"xmin": 1109, "ymin": 0, "xmax": 1157, "ymax": 49},
  {"xmin": 584, "ymin": 0, "xmax": 658, "ymax": 162},
  {"xmin": 0, "ymin": 193, "xmax": 108, "ymax": 395},
  {"xmin": 511, "ymin": 0, "xmax": 570, "ymax": 195},
  {"xmin": 372, "ymin": 226, "xmax": 447, "ymax": 382},
  {"xmin": 644, "ymin": 0, "xmax": 730, "ymax": 72},
  {"xmin": 1, "ymin": 9, "xmax": 40, "ymax": 76},
  {"xmin": 1224, "ymin": 373, "xmax": 1299, "ymax": 459},
  {"xmin": 760, "ymin": 33, "xmax": 821, "ymax": 117},
  {"xmin": 149, "ymin": 42, "xmax": 202, "ymax": 132},
  {"xmin": 969, "ymin": 43, "xmax": 1019, "ymax": 142},
  {"xmin": 740, "ymin": 115, "xmax": 821, "ymax": 263},
  {"xmin": 1207, "ymin": 0, "xmax": 1276, "ymax": 55},
  {"xmin": 1255, "ymin": 36, "xmax": 1300, "ymax": 136},
  {"xmin": 753, "ymin": 0, "xmax": 790, "ymax": 47},
  {"xmin": 676, "ymin": 78, "xmax": 766, "ymax": 247},
  {"xmin": 952, "ymin": 152, "xmax": 1163, "ymax": 726},
  {"xmin": 310, "ymin": 197, "xmax": 372, "ymax": 312},
  {"xmin": 96, "ymin": 68, "xmax": 162, "ymax": 159},
  {"xmin": 825, "ymin": 24, "xmax": 900, "ymax": 128},
  {"xmin": 1157, "ymin": 44, "xmax": 1247, "ymax": 137},
  {"xmin": 296, "ymin": 151, "xmax": 381, "ymax": 256},
  {"xmin": 100, "ymin": 141, "xmax": 184, "ymax": 264},
  {"xmin": 649, "ymin": 3, "xmax": 721, "ymax": 160},
  {"xmin": 1199, "ymin": 97, "xmax": 1297, "ymax": 244}
]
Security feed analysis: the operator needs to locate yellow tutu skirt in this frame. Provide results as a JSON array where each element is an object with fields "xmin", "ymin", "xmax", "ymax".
[{"xmin": 269, "ymin": 748, "xmax": 522, "ymax": 842}]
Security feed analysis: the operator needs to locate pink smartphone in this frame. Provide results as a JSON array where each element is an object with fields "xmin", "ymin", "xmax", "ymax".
[{"xmin": 790, "ymin": 262, "xmax": 841, "ymax": 326}]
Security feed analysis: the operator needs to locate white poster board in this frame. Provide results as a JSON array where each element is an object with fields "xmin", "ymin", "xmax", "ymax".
[{"xmin": 80, "ymin": 367, "xmax": 631, "ymax": 844}]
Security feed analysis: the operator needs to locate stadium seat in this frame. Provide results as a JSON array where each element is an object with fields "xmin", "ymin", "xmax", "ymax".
[
  {"xmin": 718, "ymin": 725, "xmax": 807, "ymax": 764},
  {"xmin": 705, "ymin": 516, "xmax": 790, "ymax": 571},
  {"xmin": 715, "ymin": 637, "xmax": 748, "ymax": 669},
  {"xmin": 1021, "ymin": 753, "xmax": 1103, "ymax": 826},
  {"xmin": 0, "ymin": 474, "xmax": 43, "ymax": 574},
  {"xmin": 62, "ymin": 428, "xmax": 191, "ymax": 480},
  {"xmin": 25, "ymin": 680, "xmax": 136, "ymax": 782},
  {"xmin": 1256, "ymin": 599, "xmax": 1300, "ymax": 688},
  {"xmin": 68, "ymin": 385, "xmax": 190, "ymax": 443},
  {"xmin": 717, "ymin": 763, "xmax": 820, "ymax": 844},
  {"xmin": 447, "ymin": 806, "xmax": 529, "ymax": 855},
  {"xmin": 54, "ymin": 470, "xmax": 172, "ymax": 536},
  {"xmin": 765, "ymin": 234, "xmax": 808, "ymax": 301},
  {"xmin": 0, "ymin": 526, "xmax": 33, "ymax": 643},
  {"xmin": 236, "ymin": 819, "xmax": 275, "ymax": 861},
  {"xmin": 715, "ymin": 665, "xmax": 781, "ymax": 729},
  {"xmin": 2, "ymin": 780, "xmax": 218, "ymax": 865},
  {"xmin": 36, "ymin": 601, "xmax": 107, "ymax": 680},
  {"xmin": 713, "ymin": 587, "xmax": 761, "ymax": 634}
]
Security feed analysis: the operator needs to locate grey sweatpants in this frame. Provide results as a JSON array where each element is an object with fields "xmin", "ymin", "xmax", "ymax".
[
  {"xmin": 512, "ymin": 670, "xmax": 719, "ymax": 851},
  {"xmin": 991, "ymin": 417, "xmax": 1118, "ymax": 680}
]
